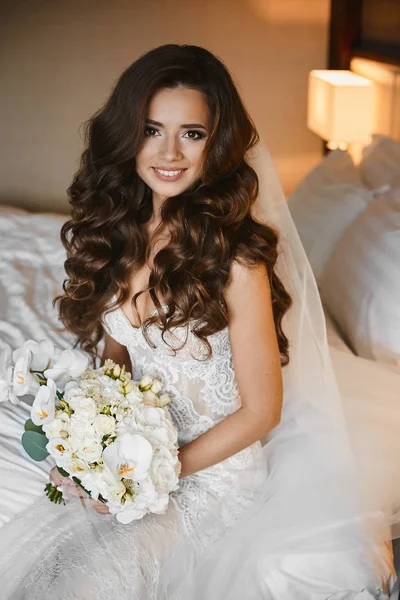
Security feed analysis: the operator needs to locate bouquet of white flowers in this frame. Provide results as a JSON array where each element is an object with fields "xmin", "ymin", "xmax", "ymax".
[{"xmin": 0, "ymin": 339, "xmax": 181, "ymax": 524}]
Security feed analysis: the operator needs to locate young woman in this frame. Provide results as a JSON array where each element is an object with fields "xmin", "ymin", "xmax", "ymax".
[{"xmin": 0, "ymin": 44, "xmax": 396, "ymax": 599}]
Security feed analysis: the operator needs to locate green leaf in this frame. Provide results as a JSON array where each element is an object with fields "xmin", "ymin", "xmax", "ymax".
[
  {"xmin": 21, "ymin": 430, "xmax": 49, "ymax": 461},
  {"xmin": 24, "ymin": 419, "xmax": 44, "ymax": 434},
  {"xmin": 57, "ymin": 466, "xmax": 69, "ymax": 478}
]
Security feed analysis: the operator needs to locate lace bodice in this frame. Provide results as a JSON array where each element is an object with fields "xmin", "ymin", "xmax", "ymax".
[{"xmin": 102, "ymin": 305, "xmax": 243, "ymax": 447}]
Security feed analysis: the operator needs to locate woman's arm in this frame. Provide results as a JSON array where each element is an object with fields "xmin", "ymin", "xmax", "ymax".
[
  {"xmin": 178, "ymin": 261, "xmax": 283, "ymax": 478},
  {"xmin": 102, "ymin": 330, "xmax": 132, "ymax": 373}
]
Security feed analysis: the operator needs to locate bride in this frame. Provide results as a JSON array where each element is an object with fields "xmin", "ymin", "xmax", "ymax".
[{"xmin": 0, "ymin": 44, "xmax": 397, "ymax": 599}]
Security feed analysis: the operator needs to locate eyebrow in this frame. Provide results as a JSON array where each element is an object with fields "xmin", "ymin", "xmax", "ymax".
[{"xmin": 146, "ymin": 118, "xmax": 208, "ymax": 131}]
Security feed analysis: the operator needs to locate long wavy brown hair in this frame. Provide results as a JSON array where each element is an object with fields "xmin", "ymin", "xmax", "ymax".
[{"xmin": 55, "ymin": 44, "xmax": 292, "ymax": 366}]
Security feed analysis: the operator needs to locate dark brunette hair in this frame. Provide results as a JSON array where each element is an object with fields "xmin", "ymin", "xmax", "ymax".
[{"xmin": 55, "ymin": 44, "xmax": 292, "ymax": 365}]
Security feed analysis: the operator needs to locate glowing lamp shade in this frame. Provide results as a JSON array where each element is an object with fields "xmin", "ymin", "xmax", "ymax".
[{"xmin": 307, "ymin": 70, "xmax": 374, "ymax": 147}]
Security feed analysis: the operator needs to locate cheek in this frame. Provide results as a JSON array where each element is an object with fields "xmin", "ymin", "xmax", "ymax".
[{"xmin": 135, "ymin": 146, "xmax": 151, "ymax": 171}]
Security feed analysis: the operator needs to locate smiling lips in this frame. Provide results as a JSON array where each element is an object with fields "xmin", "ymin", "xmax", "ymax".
[{"xmin": 152, "ymin": 167, "xmax": 187, "ymax": 182}]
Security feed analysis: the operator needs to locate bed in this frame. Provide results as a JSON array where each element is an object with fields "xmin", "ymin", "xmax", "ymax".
[{"xmin": 0, "ymin": 0, "xmax": 399, "ymax": 546}]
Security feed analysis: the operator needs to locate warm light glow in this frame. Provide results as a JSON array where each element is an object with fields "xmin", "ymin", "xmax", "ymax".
[
  {"xmin": 248, "ymin": 0, "xmax": 329, "ymax": 24},
  {"xmin": 307, "ymin": 70, "xmax": 374, "ymax": 145}
]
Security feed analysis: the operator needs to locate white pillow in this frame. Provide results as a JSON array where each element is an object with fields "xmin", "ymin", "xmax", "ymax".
[
  {"xmin": 360, "ymin": 135, "xmax": 400, "ymax": 189},
  {"xmin": 288, "ymin": 150, "xmax": 372, "ymax": 281},
  {"xmin": 320, "ymin": 188, "xmax": 400, "ymax": 369}
]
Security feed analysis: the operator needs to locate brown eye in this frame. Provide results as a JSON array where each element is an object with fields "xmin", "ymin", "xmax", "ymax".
[
  {"xmin": 144, "ymin": 126, "xmax": 159, "ymax": 137},
  {"xmin": 183, "ymin": 130, "xmax": 205, "ymax": 140}
]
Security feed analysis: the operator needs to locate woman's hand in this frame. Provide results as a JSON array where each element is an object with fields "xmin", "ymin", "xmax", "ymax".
[
  {"xmin": 50, "ymin": 466, "xmax": 110, "ymax": 514},
  {"xmin": 49, "ymin": 465, "xmax": 67, "ymax": 487},
  {"xmin": 88, "ymin": 498, "xmax": 111, "ymax": 515}
]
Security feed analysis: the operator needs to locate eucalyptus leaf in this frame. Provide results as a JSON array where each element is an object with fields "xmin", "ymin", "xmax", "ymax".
[
  {"xmin": 24, "ymin": 419, "xmax": 44, "ymax": 434},
  {"xmin": 21, "ymin": 430, "xmax": 49, "ymax": 461}
]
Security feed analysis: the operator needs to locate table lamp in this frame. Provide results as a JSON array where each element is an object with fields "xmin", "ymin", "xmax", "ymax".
[{"xmin": 307, "ymin": 70, "xmax": 374, "ymax": 161}]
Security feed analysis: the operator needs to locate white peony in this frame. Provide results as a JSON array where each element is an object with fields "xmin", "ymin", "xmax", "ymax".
[
  {"xmin": 150, "ymin": 447, "xmax": 180, "ymax": 494},
  {"xmin": 70, "ymin": 396, "xmax": 97, "ymax": 422},
  {"xmin": 136, "ymin": 406, "xmax": 164, "ymax": 428},
  {"xmin": 94, "ymin": 414, "xmax": 116, "ymax": 437},
  {"xmin": 68, "ymin": 416, "xmax": 97, "ymax": 452},
  {"xmin": 103, "ymin": 432, "xmax": 153, "ymax": 483},
  {"xmin": 125, "ymin": 387, "xmax": 143, "ymax": 405},
  {"xmin": 31, "ymin": 379, "xmax": 57, "ymax": 426},
  {"xmin": 44, "ymin": 349, "xmax": 89, "ymax": 388}
]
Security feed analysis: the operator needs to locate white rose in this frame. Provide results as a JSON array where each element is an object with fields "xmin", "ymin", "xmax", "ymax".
[
  {"xmin": 136, "ymin": 406, "xmax": 163, "ymax": 427},
  {"xmin": 94, "ymin": 414, "xmax": 116, "ymax": 437},
  {"xmin": 43, "ymin": 411, "xmax": 70, "ymax": 438},
  {"xmin": 70, "ymin": 397, "xmax": 97, "ymax": 422},
  {"xmin": 31, "ymin": 379, "xmax": 57, "ymax": 426},
  {"xmin": 77, "ymin": 438, "xmax": 103, "ymax": 463},
  {"xmin": 69, "ymin": 457, "xmax": 90, "ymax": 475},
  {"xmin": 150, "ymin": 447, "xmax": 180, "ymax": 494},
  {"xmin": 125, "ymin": 388, "xmax": 143, "ymax": 405},
  {"xmin": 150, "ymin": 379, "xmax": 162, "ymax": 394}
]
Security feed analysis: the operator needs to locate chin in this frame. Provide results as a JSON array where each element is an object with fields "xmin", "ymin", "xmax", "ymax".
[{"xmin": 150, "ymin": 177, "xmax": 191, "ymax": 198}]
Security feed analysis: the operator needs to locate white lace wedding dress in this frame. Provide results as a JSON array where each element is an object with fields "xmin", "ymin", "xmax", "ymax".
[{"xmin": 0, "ymin": 303, "xmax": 395, "ymax": 599}]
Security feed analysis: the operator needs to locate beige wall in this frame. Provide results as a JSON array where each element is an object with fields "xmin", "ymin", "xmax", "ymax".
[{"xmin": 0, "ymin": 0, "xmax": 330, "ymax": 213}]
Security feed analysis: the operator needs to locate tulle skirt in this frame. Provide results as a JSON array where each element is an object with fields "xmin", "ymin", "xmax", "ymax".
[{"xmin": 0, "ymin": 419, "xmax": 396, "ymax": 600}]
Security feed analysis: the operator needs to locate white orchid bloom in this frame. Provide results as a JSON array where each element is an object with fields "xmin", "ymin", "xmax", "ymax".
[
  {"xmin": 103, "ymin": 432, "xmax": 153, "ymax": 483},
  {"xmin": 31, "ymin": 379, "xmax": 57, "ymax": 426},
  {"xmin": 0, "ymin": 342, "xmax": 19, "ymax": 404},
  {"xmin": 44, "ymin": 349, "xmax": 89, "ymax": 388},
  {"xmin": 12, "ymin": 348, "xmax": 40, "ymax": 397},
  {"xmin": 13, "ymin": 339, "xmax": 55, "ymax": 373}
]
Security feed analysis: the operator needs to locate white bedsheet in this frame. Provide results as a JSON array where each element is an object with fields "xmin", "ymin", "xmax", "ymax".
[{"xmin": 0, "ymin": 206, "xmax": 399, "ymax": 529}]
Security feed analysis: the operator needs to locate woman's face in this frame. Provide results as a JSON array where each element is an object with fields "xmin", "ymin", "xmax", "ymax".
[{"xmin": 136, "ymin": 87, "xmax": 210, "ymax": 202}]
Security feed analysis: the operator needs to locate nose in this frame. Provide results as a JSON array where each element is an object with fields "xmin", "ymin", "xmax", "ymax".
[{"xmin": 159, "ymin": 134, "xmax": 183, "ymax": 163}]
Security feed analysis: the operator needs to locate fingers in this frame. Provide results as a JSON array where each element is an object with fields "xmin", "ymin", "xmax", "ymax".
[
  {"xmin": 89, "ymin": 498, "xmax": 110, "ymax": 514},
  {"xmin": 49, "ymin": 466, "xmax": 66, "ymax": 487}
]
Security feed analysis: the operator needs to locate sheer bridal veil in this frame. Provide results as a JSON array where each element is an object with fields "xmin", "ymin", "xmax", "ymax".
[{"xmin": 156, "ymin": 141, "xmax": 400, "ymax": 599}]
